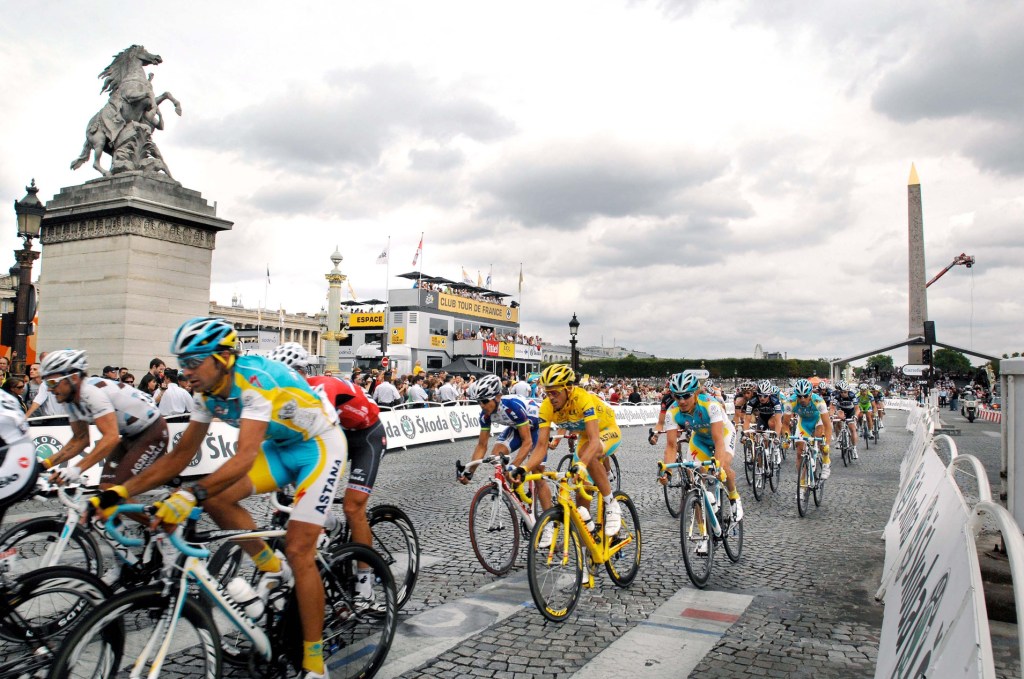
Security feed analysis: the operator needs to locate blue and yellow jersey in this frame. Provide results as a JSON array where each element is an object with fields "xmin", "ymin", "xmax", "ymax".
[
  {"xmin": 785, "ymin": 393, "xmax": 829, "ymax": 423},
  {"xmin": 665, "ymin": 393, "xmax": 735, "ymax": 458},
  {"xmin": 189, "ymin": 355, "xmax": 338, "ymax": 444},
  {"xmin": 538, "ymin": 386, "xmax": 617, "ymax": 432}
]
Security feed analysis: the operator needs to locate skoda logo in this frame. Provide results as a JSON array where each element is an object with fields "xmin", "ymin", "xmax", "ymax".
[
  {"xmin": 33, "ymin": 435, "xmax": 63, "ymax": 462},
  {"xmin": 400, "ymin": 415, "xmax": 416, "ymax": 439},
  {"xmin": 449, "ymin": 412, "xmax": 462, "ymax": 432}
]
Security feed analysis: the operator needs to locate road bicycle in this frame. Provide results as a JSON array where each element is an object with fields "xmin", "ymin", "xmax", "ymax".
[
  {"xmin": 872, "ymin": 408, "xmax": 883, "ymax": 441},
  {"xmin": 649, "ymin": 427, "xmax": 692, "ymax": 518},
  {"xmin": 793, "ymin": 435, "xmax": 827, "ymax": 517},
  {"xmin": 457, "ymin": 454, "xmax": 552, "ymax": 576},
  {"xmin": 46, "ymin": 503, "xmax": 398, "ymax": 679},
  {"xmin": 527, "ymin": 466, "xmax": 641, "ymax": 622},
  {"xmin": 744, "ymin": 428, "xmax": 781, "ymax": 501},
  {"xmin": 741, "ymin": 430, "xmax": 756, "ymax": 486},
  {"xmin": 857, "ymin": 414, "xmax": 872, "ymax": 450},
  {"xmin": 553, "ymin": 432, "xmax": 621, "ymax": 493},
  {"xmin": 208, "ymin": 489, "xmax": 419, "ymax": 613},
  {"xmin": 660, "ymin": 457, "xmax": 743, "ymax": 589},
  {"xmin": 832, "ymin": 417, "xmax": 856, "ymax": 467}
]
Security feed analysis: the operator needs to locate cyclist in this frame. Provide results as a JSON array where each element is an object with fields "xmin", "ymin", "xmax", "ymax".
[
  {"xmin": 648, "ymin": 382, "xmax": 676, "ymax": 446},
  {"xmin": 459, "ymin": 374, "xmax": 553, "ymax": 543},
  {"xmin": 732, "ymin": 381, "xmax": 757, "ymax": 431},
  {"xmin": 743, "ymin": 380, "xmax": 783, "ymax": 457},
  {"xmin": 662, "ymin": 372, "xmax": 743, "ymax": 535},
  {"xmin": 703, "ymin": 377, "xmax": 725, "ymax": 405},
  {"xmin": 0, "ymin": 387, "xmax": 39, "ymax": 511},
  {"xmin": 516, "ymin": 365, "xmax": 622, "ymax": 535},
  {"xmin": 782, "ymin": 379, "xmax": 834, "ymax": 479},
  {"xmin": 816, "ymin": 380, "xmax": 833, "ymax": 409},
  {"xmin": 856, "ymin": 383, "xmax": 875, "ymax": 438},
  {"xmin": 93, "ymin": 318, "xmax": 345, "ymax": 679},
  {"xmin": 38, "ymin": 349, "xmax": 170, "ymax": 493},
  {"xmin": 269, "ymin": 342, "xmax": 386, "ymax": 603},
  {"xmin": 832, "ymin": 380, "xmax": 860, "ymax": 459},
  {"xmin": 871, "ymin": 384, "xmax": 886, "ymax": 429}
]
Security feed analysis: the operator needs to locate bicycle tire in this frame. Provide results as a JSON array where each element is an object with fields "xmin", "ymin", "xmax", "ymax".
[
  {"xmin": 605, "ymin": 491, "xmax": 641, "ymax": 587},
  {"xmin": 468, "ymin": 485, "xmax": 520, "ymax": 576},
  {"xmin": 719, "ymin": 499, "xmax": 743, "ymax": 563},
  {"xmin": 813, "ymin": 456, "xmax": 825, "ymax": 507},
  {"xmin": 606, "ymin": 454, "xmax": 622, "ymax": 493},
  {"xmin": 743, "ymin": 439, "xmax": 754, "ymax": 486},
  {"xmin": 752, "ymin": 445, "xmax": 765, "ymax": 501},
  {"xmin": 0, "ymin": 565, "xmax": 113, "ymax": 645},
  {"xmin": 861, "ymin": 420, "xmax": 870, "ymax": 450},
  {"xmin": 527, "ymin": 506, "xmax": 584, "ymax": 622},
  {"xmin": 0, "ymin": 516, "xmax": 104, "ymax": 579},
  {"xmin": 47, "ymin": 584, "xmax": 222, "ymax": 679},
  {"xmin": 369, "ymin": 504, "xmax": 420, "ymax": 609},
  {"xmin": 797, "ymin": 455, "xmax": 811, "ymax": 517},
  {"xmin": 680, "ymin": 489, "xmax": 713, "ymax": 589},
  {"xmin": 556, "ymin": 454, "xmax": 574, "ymax": 474},
  {"xmin": 662, "ymin": 460, "xmax": 686, "ymax": 518},
  {"xmin": 768, "ymin": 443, "xmax": 780, "ymax": 492}
]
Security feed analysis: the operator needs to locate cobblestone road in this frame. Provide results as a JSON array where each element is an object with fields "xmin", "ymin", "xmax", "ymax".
[{"xmin": 4, "ymin": 409, "xmax": 1018, "ymax": 678}]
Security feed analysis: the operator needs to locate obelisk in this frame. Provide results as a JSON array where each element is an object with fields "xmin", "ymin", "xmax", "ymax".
[{"xmin": 907, "ymin": 164, "xmax": 928, "ymax": 364}]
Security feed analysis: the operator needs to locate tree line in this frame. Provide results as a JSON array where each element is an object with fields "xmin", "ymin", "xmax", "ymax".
[{"xmin": 562, "ymin": 355, "xmax": 831, "ymax": 380}]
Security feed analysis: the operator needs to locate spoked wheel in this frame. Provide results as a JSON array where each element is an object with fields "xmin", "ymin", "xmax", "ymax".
[
  {"xmin": 556, "ymin": 454, "xmax": 574, "ymax": 474},
  {"xmin": 468, "ymin": 485, "xmax": 519, "ymax": 576},
  {"xmin": 861, "ymin": 422, "xmax": 870, "ymax": 450},
  {"xmin": 813, "ymin": 461, "xmax": 825, "ymax": 507},
  {"xmin": 752, "ymin": 447, "xmax": 765, "ymax": 501},
  {"xmin": 662, "ymin": 466, "xmax": 687, "ymax": 518},
  {"xmin": 680, "ymin": 490, "xmax": 713, "ymax": 589},
  {"xmin": 743, "ymin": 440, "xmax": 755, "ymax": 485},
  {"xmin": 527, "ymin": 507, "xmax": 584, "ymax": 622},
  {"xmin": 719, "ymin": 501, "xmax": 743, "ymax": 563},
  {"xmin": 604, "ymin": 492, "xmax": 641, "ymax": 587},
  {"xmin": 369, "ymin": 504, "xmax": 420, "ymax": 609},
  {"xmin": 604, "ymin": 455, "xmax": 622, "ymax": 493},
  {"xmin": 0, "ymin": 517, "xmax": 104, "ymax": 579},
  {"xmin": 797, "ymin": 454, "xmax": 811, "ymax": 517},
  {"xmin": 768, "ymin": 444, "xmax": 780, "ymax": 493}
]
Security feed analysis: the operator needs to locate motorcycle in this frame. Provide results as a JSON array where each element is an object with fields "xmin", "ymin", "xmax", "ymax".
[{"xmin": 962, "ymin": 394, "xmax": 978, "ymax": 423}]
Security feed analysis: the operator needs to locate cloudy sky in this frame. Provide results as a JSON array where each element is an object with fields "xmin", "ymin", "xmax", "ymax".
[{"xmin": 1, "ymin": 0, "xmax": 1020, "ymax": 365}]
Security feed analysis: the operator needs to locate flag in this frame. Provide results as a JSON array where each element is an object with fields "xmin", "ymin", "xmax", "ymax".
[
  {"xmin": 348, "ymin": 280, "xmax": 357, "ymax": 300},
  {"xmin": 462, "ymin": 267, "xmax": 472, "ymax": 285},
  {"xmin": 518, "ymin": 263, "xmax": 524, "ymax": 294},
  {"xmin": 376, "ymin": 245, "xmax": 388, "ymax": 265},
  {"xmin": 486, "ymin": 266, "xmax": 492, "ymax": 288},
  {"xmin": 412, "ymin": 233, "xmax": 423, "ymax": 266},
  {"xmin": 477, "ymin": 271, "xmax": 483, "ymax": 287},
  {"xmin": 266, "ymin": 265, "xmax": 271, "ymax": 286}
]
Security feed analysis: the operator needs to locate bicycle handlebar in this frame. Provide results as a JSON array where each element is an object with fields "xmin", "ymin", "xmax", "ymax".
[{"xmin": 104, "ymin": 504, "xmax": 211, "ymax": 559}]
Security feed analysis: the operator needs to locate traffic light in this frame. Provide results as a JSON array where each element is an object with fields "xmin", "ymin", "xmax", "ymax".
[{"xmin": 922, "ymin": 348, "xmax": 933, "ymax": 364}]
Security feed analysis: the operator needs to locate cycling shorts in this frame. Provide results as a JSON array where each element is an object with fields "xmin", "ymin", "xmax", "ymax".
[
  {"xmin": 579, "ymin": 425, "xmax": 621, "ymax": 459},
  {"xmin": 756, "ymin": 414, "xmax": 775, "ymax": 430},
  {"xmin": 101, "ymin": 419, "xmax": 169, "ymax": 486},
  {"xmin": 0, "ymin": 440, "xmax": 38, "ymax": 508},
  {"xmin": 795, "ymin": 417, "xmax": 823, "ymax": 438},
  {"xmin": 345, "ymin": 421, "xmax": 387, "ymax": 495},
  {"xmin": 497, "ymin": 425, "xmax": 540, "ymax": 455},
  {"xmin": 248, "ymin": 427, "xmax": 347, "ymax": 526},
  {"xmin": 837, "ymin": 407, "xmax": 856, "ymax": 421}
]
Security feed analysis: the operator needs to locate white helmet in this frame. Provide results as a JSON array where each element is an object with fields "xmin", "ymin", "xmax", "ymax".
[
  {"xmin": 40, "ymin": 349, "xmax": 88, "ymax": 377},
  {"xmin": 268, "ymin": 342, "xmax": 310, "ymax": 370},
  {"xmin": 469, "ymin": 374, "xmax": 502, "ymax": 401}
]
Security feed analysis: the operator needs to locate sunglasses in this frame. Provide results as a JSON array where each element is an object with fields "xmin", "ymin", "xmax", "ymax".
[
  {"xmin": 477, "ymin": 398, "xmax": 492, "ymax": 405},
  {"xmin": 798, "ymin": 394, "xmax": 812, "ymax": 399},
  {"xmin": 124, "ymin": 380, "xmax": 135, "ymax": 385},
  {"xmin": 674, "ymin": 393, "xmax": 696, "ymax": 401},
  {"xmin": 44, "ymin": 374, "xmax": 73, "ymax": 389},
  {"xmin": 178, "ymin": 355, "xmax": 208, "ymax": 370}
]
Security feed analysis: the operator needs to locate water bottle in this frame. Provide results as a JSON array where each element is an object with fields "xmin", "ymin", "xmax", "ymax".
[
  {"xmin": 705, "ymin": 488, "xmax": 718, "ymax": 511},
  {"xmin": 577, "ymin": 506, "xmax": 596, "ymax": 533},
  {"xmin": 226, "ymin": 577, "xmax": 264, "ymax": 620}
]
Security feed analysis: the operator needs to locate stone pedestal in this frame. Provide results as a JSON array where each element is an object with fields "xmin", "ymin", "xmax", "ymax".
[
  {"xmin": 907, "ymin": 164, "xmax": 928, "ymax": 364},
  {"xmin": 37, "ymin": 173, "xmax": 232, "ymax": 375}
]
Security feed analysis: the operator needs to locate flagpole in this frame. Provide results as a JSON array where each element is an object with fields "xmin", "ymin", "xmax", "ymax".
[{"xmin": 383, "ymin": 236, "xmax": 391, "ymax": 361}]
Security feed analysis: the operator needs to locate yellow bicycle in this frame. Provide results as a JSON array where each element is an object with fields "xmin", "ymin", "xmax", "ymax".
[{"xmin": 526, "ymin": 467, "xmax": 641, "ymax": 622}]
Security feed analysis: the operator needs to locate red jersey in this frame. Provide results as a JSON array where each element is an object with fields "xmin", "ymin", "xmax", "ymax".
[{"xmin": 306, "ymin": 376, "xmax": 380, "ymax": 430}]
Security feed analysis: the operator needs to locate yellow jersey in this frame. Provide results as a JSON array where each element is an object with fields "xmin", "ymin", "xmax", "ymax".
[{"xmin": 538, "ymin": 387, "xmax": 618, "ymax": 432}]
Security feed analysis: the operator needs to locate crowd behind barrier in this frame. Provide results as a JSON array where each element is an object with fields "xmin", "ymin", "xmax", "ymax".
[{"xmin": 875, "ymin": 396, "xmax": 1024, "ymax": 678}]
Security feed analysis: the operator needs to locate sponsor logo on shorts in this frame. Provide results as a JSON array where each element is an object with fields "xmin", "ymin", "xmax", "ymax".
[
  {"xmin": 279, "ymin": 401, "xmax": 297, "ymax": 420},
  {"xmin": 315, "ymin": 457, "xmax": 343, "ymax": 514}
]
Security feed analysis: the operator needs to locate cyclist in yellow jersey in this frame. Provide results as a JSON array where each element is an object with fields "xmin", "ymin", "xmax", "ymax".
[{"xmin": 515, "ymin": 364, "xmax": 622, "ymax": 535}]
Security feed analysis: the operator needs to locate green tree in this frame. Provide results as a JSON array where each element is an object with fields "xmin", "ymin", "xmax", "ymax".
[
  {"xmin": 934, "ymin": 348, "xmax": 971, "ymax": 375},
  {"xmin": 866, "ymin": 354, "xmax": 894, "ymax": 374}
]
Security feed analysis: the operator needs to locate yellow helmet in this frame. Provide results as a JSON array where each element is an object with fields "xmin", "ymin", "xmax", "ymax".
[{"xmin": 540, "ymin": 364, "xmax": 575, "ymax": 389}]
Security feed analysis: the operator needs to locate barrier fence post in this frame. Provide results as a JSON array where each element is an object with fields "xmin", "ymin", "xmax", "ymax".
[{"xmin": 1000, "ymin": 357, "xmax": 1024, "ymax": 530}]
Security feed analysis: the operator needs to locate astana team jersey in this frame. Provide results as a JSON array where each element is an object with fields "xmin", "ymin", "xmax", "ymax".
[
  {"xmin": 66, "ymin": 378, "xmax": 161, "ymax": 437},
  {"xmin": 665, "ymin": 393, "xmax": 735, "ymax": 458},
  {"xmin": 538, "ymin": 388, "xmax": 618, "ymax": 432},
  {"xmin": 480, "ymin": 395, "xmax": 540, "ymax": 432},
  {"xmin": 189, "ymin": 355, "xmax": 338, "ymax": 443},
  {"xmin": 785, "ymin": 393, "xmax": 829, "ymax": 424}
]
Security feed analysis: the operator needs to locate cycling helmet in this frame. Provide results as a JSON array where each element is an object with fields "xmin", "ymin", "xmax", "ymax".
[
  {"xmin": 471, "ymin": 374, "xmax": 503, "ymax": 401},
  {"xmin": 540, "ymin": 364, "xmax": 575, "ymax": 389},
  {"xmin": 771, "ymin": 385, "xmax": 781, "ymax": 395},
  {"xmin": 757, "ymin": 379, "xmax": 773, "ymax": 395},
  {"xmin": 794, "ymin": 379, "xmax": 813, "ymax": 396},
  {"xmin": 836, "ymin": 380, "xmax": 849, "ymax": 391},
  {"xmin": 818, "ymin": 380, "xmax": 830, "ymax": 390},
  {"xmin": 170, "ymin": 317, "xmax": 238, "ymax": 358},
  {"xmin": 872, "ymin": 384, "xmax": 881, "ymax": 391},
  {"xmin": 858, "ymin": 382, "xmax": 869, "ymax": 391},
  {"xmin": 669, "ymin": 372, "xmax": 700, "ymax": 396},
  {"xmin": 268, "ymin": 342, "xmax": 309, "ymax": 370},
  {"xmin": 40, "ymin": 349, "xmax": 88, "ymax": 377},
  {"xmin": 740, "ymin": 381, "xmax": 756, "ymax": 391},
  {"xmin": 704, "ymin": 378, "xmax": 715, "ymax": 388}
]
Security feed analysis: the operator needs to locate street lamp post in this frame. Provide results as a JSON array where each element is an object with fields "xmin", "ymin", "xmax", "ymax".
[
  {"xmin": 323, "ymin": 248, "xmax": 347, "ymax": 375},
  {"xmin": 12, "ymin": 180, "xmax": 43, "ymax": 376},
  {"xmin": 568, "ymin": 313, "xmax": 580, "ymax": 374}
]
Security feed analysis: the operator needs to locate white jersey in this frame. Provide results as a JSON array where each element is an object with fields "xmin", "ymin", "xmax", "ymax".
[
  {"xmin": 66, "ymin": 377, "xmax": 161, "ymax": 437},
  {"xmin": 0, "ymin": 390, "xmax": 31, "ymax": 447}
]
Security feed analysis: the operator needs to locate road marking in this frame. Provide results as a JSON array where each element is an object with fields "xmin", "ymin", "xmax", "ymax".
[
  {"xmin": 569, "ymin": 588, "xmax": 754, "ymax": 679},
  {"xmin": 982, "ymin": 431, "xmax": 1001, "ymax": 438}
]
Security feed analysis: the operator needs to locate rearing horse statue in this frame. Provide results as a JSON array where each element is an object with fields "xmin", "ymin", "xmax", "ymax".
[{"xmin": 71, "ymin": 45, "xmax": 182, "ymax": 177}]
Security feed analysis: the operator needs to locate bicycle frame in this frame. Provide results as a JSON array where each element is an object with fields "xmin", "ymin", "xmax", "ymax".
[
  {"xmin": 660, "ymin": 459, "xmax": 723, "ymax": 537},
  {"xmin": 548, "ymin": 471, "xmax": 631, "ymax": 574},
  {"xmin": 460, "ymin": 454, "xmax": 545, "ymax": 530}
]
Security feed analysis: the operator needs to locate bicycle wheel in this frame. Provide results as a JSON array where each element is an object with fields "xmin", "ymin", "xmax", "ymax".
[
  {"xmin": 527, "ymin": 507, "xmax": 584, "ymax": 622},
  {"xmin": 813, "ymin": 457, "xmax": 825, "ymax": 507},
  {"xmin": 752, "ymin": 446, "xmax": 765, "ymax": 501},
  {"xmin": 768, "ymin": 443, "xmax": 780, "ymax": 492},
  {"xmin": 468, "ymin": 485, "xmax": 520, "ymax": 576},
  {"xmin": 47, "ymin": 584, "xmax": 222, "ymax": 679},
  {"xmin": 556, "ymin": 453, "xmax": 574, "ymax": 473},
  {"xmin": 742, "ymin": 439, "xmax": 754, "ymax": 485},
  {"xmin": 207, "ymin": 538, "xmax": 264, "ymax": 666},
  {"xmin": 680, "ymin": 490, "xmax": 713, "ymax": 589},
  {"xmin": 369, "ymin": 504, "xmax": 420, "ymax": 609},
  {"xmin": 719, "ymin": 500, "xmax": 743, "ymax": 563},
  {"xmin": 861, "ymin": 421, "xmax": 870, "ymax": 450},
  {"xmin": 605, "ymin": 492, "xmax": 641, "ymax": 587},
  {"xmin": 797, "ymin": 455, "xmax": 811, "ymax": 517},
  {"xmin": 662, "ymin": 465, "xmax": 686, "ymax": 518},
  {"xmin": 0, "ymin": 516, "xmax": 104, "ymax": 578},
  {"xmin": 0, "ymin": 566, "xmax": 112, "ymax": 645},
  {"xmin": 841, "ymin": 430, "xmax": 851, "ymax": 466},
  {"xmin": 605, "ymin": 454, "xmax": 622, "ymax": 492}
]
